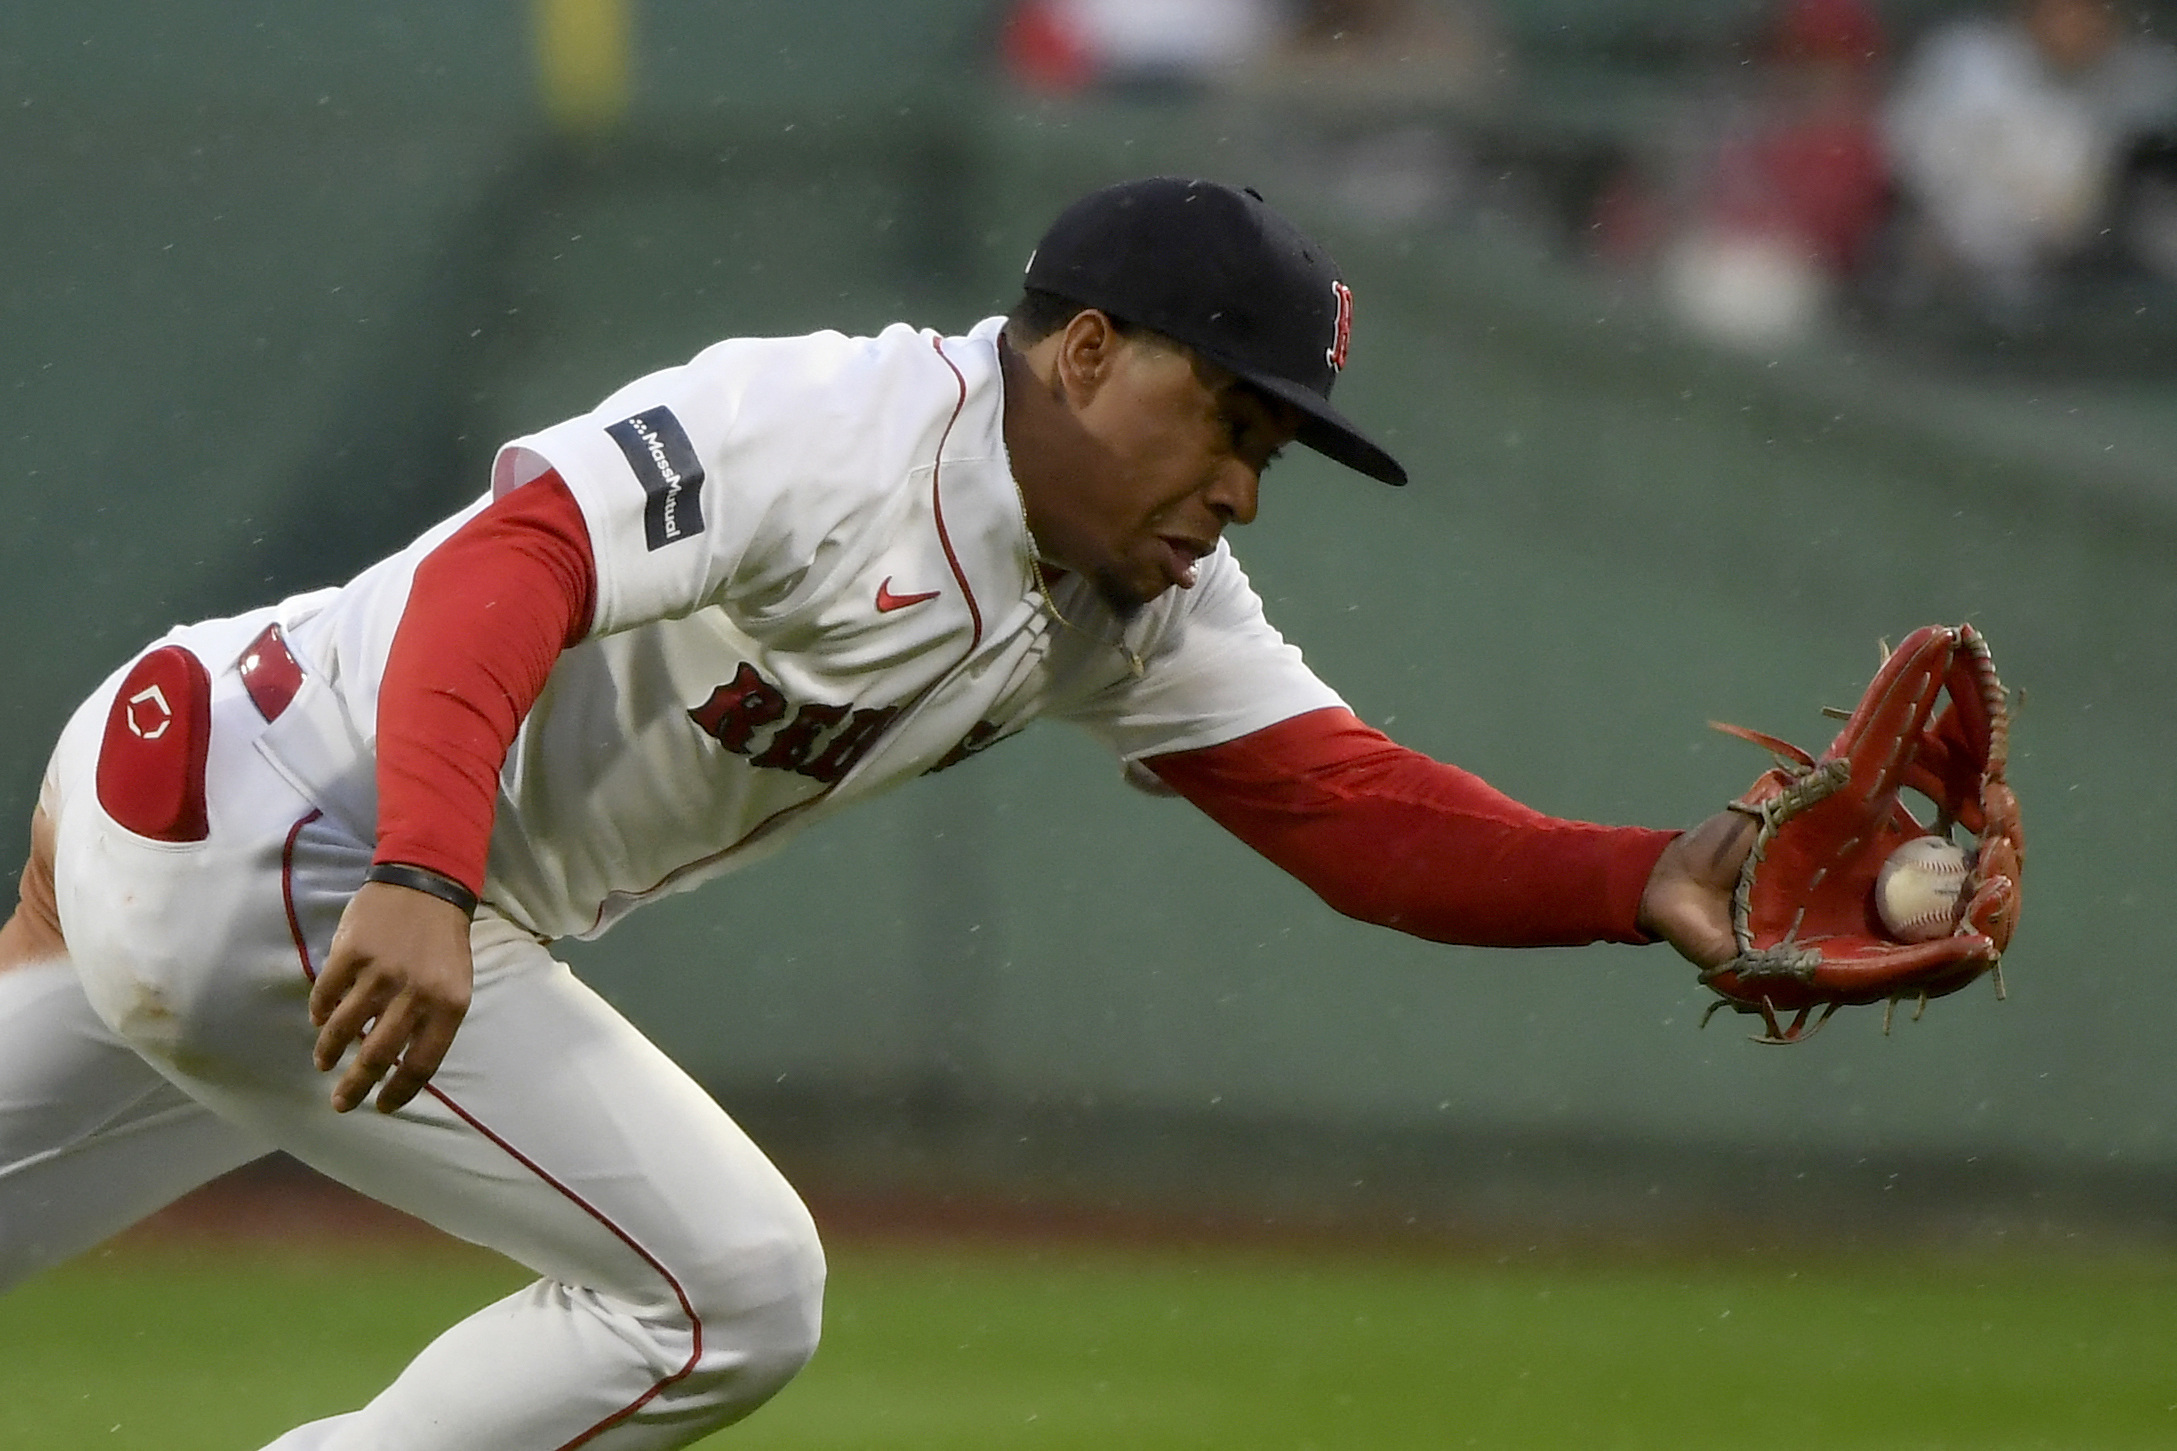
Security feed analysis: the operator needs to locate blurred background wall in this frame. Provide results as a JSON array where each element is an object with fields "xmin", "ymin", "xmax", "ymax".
[{"xmin": 5, "ymin": 0, "xmax": 2176, "ymax": 1244}]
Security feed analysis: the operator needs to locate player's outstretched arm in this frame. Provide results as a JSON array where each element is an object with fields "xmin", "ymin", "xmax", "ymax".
[
  {"xmin": 1151, "ymin": 709, "xmax": 1757, "ymax": 963},
  {"xmin": 310, "ymin": 881, "xmax": 474, "ymax": 1114},
  {"xmin": 1634, "ymin": 808, "xmax": 1755, "ymax": 970},
  {"xmin": 1147, "ymin": 707, "xmax": 1679, "ymax": 948}
]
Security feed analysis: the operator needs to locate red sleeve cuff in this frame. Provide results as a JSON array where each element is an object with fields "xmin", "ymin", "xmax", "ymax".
[{"xmin": 1603, "ymin": 827, "xmax": 1678, "ymax": 946}]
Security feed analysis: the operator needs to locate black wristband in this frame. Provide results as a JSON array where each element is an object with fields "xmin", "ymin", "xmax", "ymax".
[{"xmin": 363, "ymin": 861, "xmax": 480, "ymax": 918}]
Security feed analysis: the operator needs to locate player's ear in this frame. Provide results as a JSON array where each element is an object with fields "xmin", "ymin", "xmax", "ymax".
[{"xmin": 1051, "ymin": 308, "xmax": 1124, "ymax": 407}]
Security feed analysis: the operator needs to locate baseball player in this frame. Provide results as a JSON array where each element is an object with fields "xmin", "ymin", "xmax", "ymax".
[{"xmin": 0, "ymin": 177, "xmax": 1752, "ymax": 1449}]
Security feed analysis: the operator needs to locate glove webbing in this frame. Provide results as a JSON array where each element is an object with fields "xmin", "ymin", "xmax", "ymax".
[{"xmin": 1709, "ymin": 755, "xmax": 1851, "ymax": 986}]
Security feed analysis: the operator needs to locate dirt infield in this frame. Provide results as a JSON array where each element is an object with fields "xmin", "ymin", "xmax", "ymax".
[
  {"xmin": 114, "ymin": 1154, "xmax": 1497, "ymax": 1261},
  {"xmin": 117, "ymin": 1157, "xmax": 455, "ymax": 1250}
]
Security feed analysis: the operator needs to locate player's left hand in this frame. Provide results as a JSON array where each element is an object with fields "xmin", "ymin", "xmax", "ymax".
[
  {"xmin": 310, "ymin": 880, "xmax": 475, "ymax": 1114},
  {"xmin": 1637, "ymin": 809, "xmax": 1756, "ymax": 969}
]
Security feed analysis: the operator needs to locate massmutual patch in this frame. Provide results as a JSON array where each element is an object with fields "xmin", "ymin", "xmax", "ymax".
[{"xmin": 606, "ymin": 406, "xmax": 706, "ymax": 550}]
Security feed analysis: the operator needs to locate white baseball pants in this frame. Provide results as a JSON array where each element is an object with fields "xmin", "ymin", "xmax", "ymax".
[{"xmin": 0, "ymin": 614, "xmax": 825, "ymax": 1450}]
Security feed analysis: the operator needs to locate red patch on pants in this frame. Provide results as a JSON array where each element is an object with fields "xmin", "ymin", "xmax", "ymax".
[{"xmin": 96, "ymin": 645, "xmax": 213, "ymax": 843}]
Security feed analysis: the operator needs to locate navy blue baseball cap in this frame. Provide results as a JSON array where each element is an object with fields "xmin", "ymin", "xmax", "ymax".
[{"xmin": 1025, "ymin": 177, "xmax": 1408, "ymax": 487}]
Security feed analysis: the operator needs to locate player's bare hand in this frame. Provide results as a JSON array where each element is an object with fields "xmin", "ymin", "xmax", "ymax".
[
  {"xmin": 310, "ymin": 880, "xmax": 474, "ymax": 1115},
  {"xmin": 1637, "ymin": 809, "xmax": 1755, "ymax": 970}
]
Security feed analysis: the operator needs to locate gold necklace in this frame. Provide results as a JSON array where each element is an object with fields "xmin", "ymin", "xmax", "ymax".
[{"xmin": 1011, "ymin": 482, "xmax": 1146, "ymax": 679}]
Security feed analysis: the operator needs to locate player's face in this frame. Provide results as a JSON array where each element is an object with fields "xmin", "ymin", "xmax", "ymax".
[{"xmin": 1029, "ymin": 323, "xmax": 1301, "ymax": 615}]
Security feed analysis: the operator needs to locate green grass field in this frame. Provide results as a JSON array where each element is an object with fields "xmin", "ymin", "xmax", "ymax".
[{"xmin": 3, "ymin": 1233, "xmax": 2173, "ymax": 1449}]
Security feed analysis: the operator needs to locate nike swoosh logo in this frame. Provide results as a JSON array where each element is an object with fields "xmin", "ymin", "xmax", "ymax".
[{"xmin": 875, "ymin": 577, "xmax": 942, "ymax": 613}]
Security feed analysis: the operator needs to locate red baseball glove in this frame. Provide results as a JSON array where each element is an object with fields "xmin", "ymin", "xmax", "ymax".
[{"xmin": 1700, "ymin": 624, "xmax": 2023, "ymax": 1043}]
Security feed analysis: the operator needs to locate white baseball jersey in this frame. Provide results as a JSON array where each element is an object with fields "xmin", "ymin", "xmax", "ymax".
[{"xmin": 265, "ymin": 317, "xmax": 1341, "ymax": 941}]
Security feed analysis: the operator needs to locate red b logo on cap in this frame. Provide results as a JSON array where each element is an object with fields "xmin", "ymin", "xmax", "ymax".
[{"xmin": 1326, "ymin": 280, "xmax": 1353, "ymax": 373}]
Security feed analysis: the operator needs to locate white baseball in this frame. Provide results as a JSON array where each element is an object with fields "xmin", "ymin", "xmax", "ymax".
[{"xmin": 1873, "ymin": 837, "xmax": 1971, "ymax": 943}]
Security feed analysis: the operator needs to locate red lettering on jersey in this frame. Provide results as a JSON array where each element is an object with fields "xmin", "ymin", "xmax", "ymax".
[
  {"xmin": 801, "ymin": 705, "xmax": 901, "ymax": 784},
  {"xmin": 688, "ymin": 663, "xmax": 788, "ymax": 754},
  {"xmin": 691, "ymin": 663, "xmax": 907, "ymax": 782},
  {"xmin": 749, "ymin": 701, "xmax": 850, "ymax": 773},
  {"xmin": 1326, "ymin": 280, "xmax": 1353, "ymax": 373}
]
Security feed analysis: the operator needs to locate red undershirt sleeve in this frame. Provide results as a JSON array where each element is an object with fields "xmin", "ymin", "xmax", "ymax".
[
  {"xmin": 372, "ymin": 470, "xmax": 597, "ymax": 895},
  {"xmin": 1145, "ymin": 707, "xmax": 1677, "ymax": 947}
]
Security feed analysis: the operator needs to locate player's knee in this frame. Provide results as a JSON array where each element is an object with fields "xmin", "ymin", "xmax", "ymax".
[
  {"xmin": 672, "ymin": 1211, "xmax": 827, "ymax": 1421},
  {"xmin": 712, "ymin": 1219, "xmax": 826, "ymax": 1373},
  {"xmin": 698, "ymin": 1272, "xmax": 826, "ymax": 1414}
]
